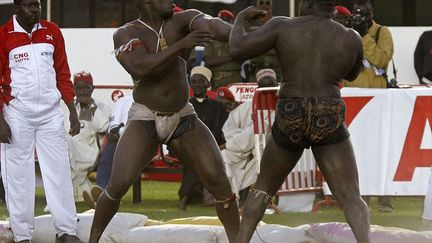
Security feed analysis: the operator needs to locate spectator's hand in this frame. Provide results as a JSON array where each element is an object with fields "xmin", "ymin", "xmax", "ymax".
[
  {"xmin": 180, "ymin": 30, "xmax": 212, "ymax": 49},
  {"xmin": 69, "ymin": 112, "xmax": 80, "ymax": 136},
  {"xmin": 79, "ymin": 101, "xmax": 97, "ymax": 121},
  {"xmin": 353, "ymin": 22, "xmax": 368, "ymax": 37},
  {"xmin": 90, "ymin": 101, "xmax": 97, "ymax": 115},
  {"xmin": 0, "ymin": 117, "xmax": 12, "ymax": 144},
  {"xmin": 238, "ymin": 6, "xmax": 268, "ymax": 22}
]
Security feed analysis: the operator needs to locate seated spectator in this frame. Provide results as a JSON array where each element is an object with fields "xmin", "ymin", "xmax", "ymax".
[
  {"xmin": 215, "ymin": 87, "xmax": 240, "ymax": 112},
  {"xmin": 89, "ymin": 94, "xmax": 134, "ymax": 207},
  {"xmin": 178, "ymin": 66, "xmax": 229, "ymax": 211},
  {"xmin": 221, "ymin": 69, "xmax": 278, "ymax": 208},
  {"xmin": 68, "ymin": 71, "xmax": 111, "ymax": 206},
  {"xmin": 414, "ymin": 30, "xmax": 432, "ymax": 85}
]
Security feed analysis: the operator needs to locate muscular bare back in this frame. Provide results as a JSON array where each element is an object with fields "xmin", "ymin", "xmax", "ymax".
[
  {"xmin": 230, "ymin": 9, "xmax": 363, "ymax": 98},
  {"xmin": 275, "ymin": 16, "xmax": 362, "ymax": 97}
]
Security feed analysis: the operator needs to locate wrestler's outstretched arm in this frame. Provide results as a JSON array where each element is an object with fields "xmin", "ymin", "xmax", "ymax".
[
  {"xmin": 113, "ymin": 26, "xmax": 211, "ymax": 79},
  {"xmin": 179, "ymin": 9, "xmax": 232, "ymax": 42},
  {"xmin": 229, "ymin": 6, "xmax": 287, "ymax": 60}
]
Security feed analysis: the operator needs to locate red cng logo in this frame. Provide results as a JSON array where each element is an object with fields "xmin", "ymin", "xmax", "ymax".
[
  {"xmin": 394, "ymin": 96, "xmax": 432, "ymax": 181},
  {"xmin": 13, "ymin": 52, "xmax": 29, "ymax": 62}
]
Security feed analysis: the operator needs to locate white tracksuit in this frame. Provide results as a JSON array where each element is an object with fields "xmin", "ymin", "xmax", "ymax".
[{"xmin": 0, "ymin": 16, "xmax": 78, "ymax": 241}]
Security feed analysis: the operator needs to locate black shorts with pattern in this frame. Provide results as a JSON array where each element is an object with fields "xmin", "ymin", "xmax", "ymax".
[{"xmin": 272, "ymin": 97, "xmax": 350, "ymax": 151}]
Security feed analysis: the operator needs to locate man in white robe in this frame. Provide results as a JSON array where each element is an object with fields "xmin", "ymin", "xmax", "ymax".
[
  {"xmin": 222, "ymin": 69, "xmax": 277, "ymax": 207},
  {"xmin": 67, "ymin": 71, "xmax": 111, "ymax": 203}
]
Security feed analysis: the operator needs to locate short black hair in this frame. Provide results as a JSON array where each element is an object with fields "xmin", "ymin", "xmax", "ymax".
[{"xmin": 14, "ymin": 0, "xmax": 23, "ymax": 5}]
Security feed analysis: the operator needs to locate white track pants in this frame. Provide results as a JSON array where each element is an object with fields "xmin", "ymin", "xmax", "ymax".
[{"xmin": 0, "ymin": 106, "xmax": 78, "ymax": 241}]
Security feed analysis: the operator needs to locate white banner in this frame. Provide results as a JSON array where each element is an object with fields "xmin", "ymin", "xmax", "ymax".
[
  {"xmin": 0, "ymin": 0, "xmax": 13, "ymax": 4},
  {"xmin": 341, "ymin": 87, "xmax": 432, "ymax": 195}
]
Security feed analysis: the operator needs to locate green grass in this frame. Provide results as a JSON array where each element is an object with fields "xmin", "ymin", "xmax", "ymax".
[{"xmin": 0, "ymin": 181, "xmax": 426, "ymax": 231}]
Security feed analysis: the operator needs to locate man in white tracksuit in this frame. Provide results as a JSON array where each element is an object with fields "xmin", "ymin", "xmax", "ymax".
[
  {"xmin": 222, "ymin": 69, "xmax": 277, "ymax": 207},
  {"xmin": 68, "ymin": 71, "xmax": 111, "ymax": 205},
  {"xmin": 0, "ymin": 0, "xmax": 82, "ymax": 242}
]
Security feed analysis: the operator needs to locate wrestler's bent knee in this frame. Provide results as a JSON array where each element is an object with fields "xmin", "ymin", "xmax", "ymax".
[{"xmin": 105, "ymin": 183, "xmax": 129, "ymax": 200}]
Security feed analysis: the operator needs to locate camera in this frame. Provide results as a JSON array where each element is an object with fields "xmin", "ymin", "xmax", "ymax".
[{"xmin": 351, "ymin": 9, "xmax": 366, "ymax": 26}]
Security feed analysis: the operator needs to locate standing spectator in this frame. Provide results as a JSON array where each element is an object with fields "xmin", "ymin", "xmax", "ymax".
[
  {"xmin": 0, "ymin": 0, "xmax": 82, "ymax": 242},
  {"xmin": 344, "ymin": 0, "xmax": 395, "ymax": 212},
  {"xmin": 414, "ymin": 30, "xmax": 432, "ymax": 85},
  {"xmin": 246, "ymin": 0, "xmax": 282, "ymax": 82},
  {"xmin": 90, "ymin": 94, "xmax": 134, "ymax": 207},
  {"xmin": 215, "ymin": 87, "xmax": 240, "ymax": 112},
  {"xmin": 203, "ymin": 10, "xmax": 243, "ymax": 89},
  {"xmin": 178, "ymin": 66, "xmax": 229, "ymax": 210},
  {"xmin": 68, "ymin": 71, "xmax": 111, "ymax": 207},
  {"xmin": 343, "ymin": 0, "xmax": 394, "ymax": 88},
  {"xmin": 222, "ymin": 69, "xmax": 278, "ymax": 208}
]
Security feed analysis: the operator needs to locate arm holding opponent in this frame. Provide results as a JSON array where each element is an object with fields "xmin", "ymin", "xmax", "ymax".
[
  {"xmin": 114, "ymin": 27, "xmax": 210, "ymax": 79},
  {"xmin": 229, "ymin": 6, "xmax": 284, "ymax": 60}
]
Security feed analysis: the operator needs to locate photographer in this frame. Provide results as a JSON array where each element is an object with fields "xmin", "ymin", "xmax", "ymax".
[
  {"xmin": 343, "ymin": 0, "xmax": 394, "ymax": 88},
  {"xmin": 343, "ymin": 0, "xmax": 395, "ymax": 213}
]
